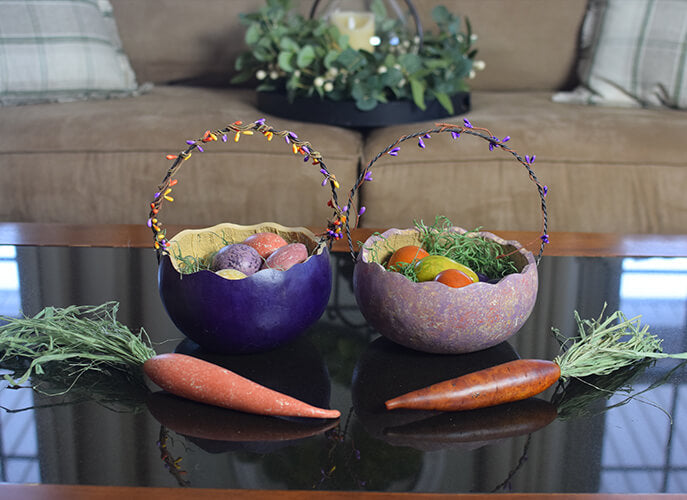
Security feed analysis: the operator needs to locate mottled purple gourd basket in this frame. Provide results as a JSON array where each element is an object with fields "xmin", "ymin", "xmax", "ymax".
[
  {"xmin": 149, "ymin": 120, "xmax": 343, "ymax": 355},
  {"xmin": 353, "ymin": 227, "xmax": 538, "ymax": 354},
  {"xmin": 159, "ymin": 222, "xmax": 332, "ymax": 354}
]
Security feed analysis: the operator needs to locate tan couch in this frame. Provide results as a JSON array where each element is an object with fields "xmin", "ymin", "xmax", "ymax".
[{"xmin": 1, "ymin": 0, "xmax": 686, "ymax": 235}]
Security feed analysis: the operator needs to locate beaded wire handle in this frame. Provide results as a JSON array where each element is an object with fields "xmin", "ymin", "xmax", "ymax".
[
  {"xmin": 147, "ymin": 119, "xmax": 345, "ymax": 257},
  {"xmin": 341, "ymin": 118, "xmax": 549, "ymax": 263}
]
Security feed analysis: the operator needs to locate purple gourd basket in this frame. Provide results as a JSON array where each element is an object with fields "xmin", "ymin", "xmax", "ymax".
[
  {"xmin": 148, "ymin": 120, "xmax": 344, "ymax": 354},
  {"xmin": 342, "ymin": 120, "xmax": 549, "ymax": 354}
]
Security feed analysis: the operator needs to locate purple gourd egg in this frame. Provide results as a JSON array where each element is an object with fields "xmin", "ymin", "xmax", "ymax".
[
  {"xmin": 352, "ymin": 227, "xmax": 538, "ymax": 354},
  {"xmin": 158, "ymin": 222, "xmax": 332, "ymax": 354},
  {"xmin": 211, "ymin": 243, "xmax": 262, "ymax": 276}
]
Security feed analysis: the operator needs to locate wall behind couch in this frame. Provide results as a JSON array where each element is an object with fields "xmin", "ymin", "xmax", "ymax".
[{"xmin": 112, "ymin": 0, "xmax": 588, "ymax": 91}]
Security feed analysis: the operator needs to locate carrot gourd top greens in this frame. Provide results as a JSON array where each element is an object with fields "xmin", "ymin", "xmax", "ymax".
[
  {"xmin": 0, "ymin": 302, "xmax": 155, "ymax": 391},
  {"xmin": 553, "ymin": 307, "xmax": 687, "ymax": 380}
]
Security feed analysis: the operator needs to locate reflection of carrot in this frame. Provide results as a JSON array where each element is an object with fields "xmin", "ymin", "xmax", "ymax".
[
  {"xmin": 144, "ymin": 353, "xmax": 340, "ymax": 419},
  {"xmin": 147, "ymin": 392, "xmax": 339, "ymax": 441},
  {"xmin": 384, "ymin": 398, "xmax": 557, "ymax": 443},
  {"xmin": 386, "ymin": 308, "xmax": 687, "ymax": 412}
]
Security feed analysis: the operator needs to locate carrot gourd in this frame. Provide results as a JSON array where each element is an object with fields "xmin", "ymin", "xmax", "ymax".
[
  {"xmin": 386, "ymin": 308, "xmax": 687, "ymax": 412},
  {"xmin": 143, "ymin": 353, "xmax": 340, "ymax": 419},
  {"xmin": 0, "ymin": 303, "xmax": 339, "ymax": 419},
  {"xmin": 386, "ymin": 359, "xmax": 560, "ymax": 411}
]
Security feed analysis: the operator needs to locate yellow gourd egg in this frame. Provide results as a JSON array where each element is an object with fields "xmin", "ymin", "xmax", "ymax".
[{"xmin": 414, "ymin": 255, "xmax": 478, "ymax": 282}]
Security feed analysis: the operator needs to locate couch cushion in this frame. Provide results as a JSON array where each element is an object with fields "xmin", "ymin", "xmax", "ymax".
[
  {"xmin": 554, "ymin": 0, "xmax": 687, "ymax": 108},
  {"xmin": 0, "ymin": 86, "xmax": 362, "ymax": 227},
  {"xmin": 0, "ymin": 0, "xmax": 141, "ymax": 106},
  {"xmin": 358, "ymin": 91, "xmax": 687, "ymax": 234}
]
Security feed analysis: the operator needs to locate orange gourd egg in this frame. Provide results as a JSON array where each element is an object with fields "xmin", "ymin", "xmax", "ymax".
[
  {"xmin": 387, "ymin": 245, "xmax": 430, "ymax": 269},
  {"xmin": 434, "ymin": 268, "xmax": 474, "ymax": 288}
]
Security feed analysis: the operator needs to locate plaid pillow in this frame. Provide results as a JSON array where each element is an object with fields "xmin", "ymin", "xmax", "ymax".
[
  {"xmin": 0, "ymin": 0, "xmax": 143, "ymax": 106},
  {"xmin": 554, "ymin": 0, "xmax": 687, "ymax": 109}
]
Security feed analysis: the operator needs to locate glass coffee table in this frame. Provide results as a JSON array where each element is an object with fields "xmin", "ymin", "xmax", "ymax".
[{"xmin": 0, "ymin": 224, "xmax": 686, "ymax": 499}]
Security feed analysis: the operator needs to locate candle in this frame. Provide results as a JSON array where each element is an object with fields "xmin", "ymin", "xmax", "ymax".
[{"xmin": 330, "ymin": 10, "xmax": 375, "ymax": 52}]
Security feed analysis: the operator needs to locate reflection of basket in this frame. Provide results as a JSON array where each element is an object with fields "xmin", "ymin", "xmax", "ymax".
[
  {"xmin": 344, "ymin": 119, "xmax": 549, "ymax": 354},
  {"xmin": 147, "ymin": 118, "xmax": 345, "ymax": 254},
  {"xmin": 148, "ymin": 119, "xmax": 344, "ymax": 354},
  {"xmin": 343, "ymin": 118, "xmax": 549, "ymax": 261}
]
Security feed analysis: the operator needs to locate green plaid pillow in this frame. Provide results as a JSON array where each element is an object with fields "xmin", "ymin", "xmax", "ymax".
[
  {"xmin": 554, "ymin": 0, "xmax": 687, "ymax": 109},
  {"xmin": 0, "ymin": 0, "xmax": 143, "ymax": 106}
]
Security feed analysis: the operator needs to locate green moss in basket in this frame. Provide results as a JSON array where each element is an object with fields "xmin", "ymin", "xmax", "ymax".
[
  {"xmin": 415, "ymin": 216, "xmax": 519, "ymax": 280},
  {"xmin": 171, "ymin": 249, "xmax": 213, "ymax": 274},
  {"xmin": 169, "ymin": 231, "xmax": 233, "ymax": 275},
  {"xmin": 363, "ymin": 216, "xmax": 519, "ymax": 283}
]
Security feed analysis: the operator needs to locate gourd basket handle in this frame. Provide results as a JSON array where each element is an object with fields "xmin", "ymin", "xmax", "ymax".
[
  {"xmin": 341, "ymin": 119, "xmax": 549, "ymax": 263},
  {"xmin": 147, "ymin": 119, "xmax": 343, "ymax": 257}
]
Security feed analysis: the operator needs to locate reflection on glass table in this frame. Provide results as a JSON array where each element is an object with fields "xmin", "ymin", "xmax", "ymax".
[
  {"xmin": 0, "ymin": 247, "xmax": 685, "ymax": 493},
  {"xmin": 600, "ymin": 257, "xmax": 687, "ymax": 493}
]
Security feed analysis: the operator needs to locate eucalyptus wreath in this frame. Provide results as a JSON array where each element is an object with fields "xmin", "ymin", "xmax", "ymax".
[{"xmin": 232, "ymin": 0, "xmax": 481, "ymax": 112}]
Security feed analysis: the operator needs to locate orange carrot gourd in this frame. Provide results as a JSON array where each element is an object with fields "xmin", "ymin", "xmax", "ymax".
[
  {"xmin": 143, "ymin": 353, "xmax": 340, "ymax": 419},
  {"xmin": 386, "ymin": 359, "xmax": 560, "ymax": 412},
  {"xmin": 0, "ymin": 303, "xmax": 340, "ymax": 420},
  {"xmin": 386, "ymin": 308, "xmax": 687, "ymax": 413}
]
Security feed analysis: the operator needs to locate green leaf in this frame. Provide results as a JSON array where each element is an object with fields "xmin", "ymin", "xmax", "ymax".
[
  {"xmin": 409, "ymin": 78, "xmax": 426, "ymax": 110},
  {"xmin": 370, "ymin": 0, "xmax": 387, "ymax": 19},
  {"xmin": 230, "ymin": 71, "xmax": 254, "ymax": 84},
  {"xmin": 431, "ymin": 90, "xmax": 454, "ymax": 114},
  {"xmin": 380, "ymin": 67, "xmax": 403, "ymax": 87},
  {"xmin": 398, "ymin": 53, "xmax": 423, "ymax": 74},
  {"xmin": 253, "ymin": 47, "xmax": 273, "ymax": 62},
  {"xmin": 234, "ymin": 52, "xmax": 249, "ymax": 72},
  {"xmin": 424, "ymin": 58, "xmax": 451, "ymax": 70},
  {"xmin": 279, "ymin": 37, "xmax": 299, "ymax": 52},
  {"xmin": 245, "ymin": 23, "xmax": 262, "ymax": 45},
  {"xmin": 432, "ymin": 5, "xmax": 451, "ymax": 24},
  {"xmin": 336, "ymin": 48, "xmax": 364, "ymax": 70},
  {"xmin": 256, "ymin": 82, "xmax": 277, "ymax": 92},
  {"xmin": 278, "ymin": 51, "xmax": 295, "ymax": 72},
  {"xmin": 286, "ymin": 73, "xmax": 300, "ymax": 92},
  {"xmin": 355, "ymin": 97, "xmax": 379, "ymax": 111},
  {"xmin": 324, "ymin": 50, "xmax": 339, "ymax": 69},
  {"xmin": 296, "ymin": 45, "xmax": 315, "ymax": 68},
  {"xmin": 350, "ymin": 81, "xmax": 367, "ymax": 101},
  {"xmin": 314, "ymin": 84, "xmax": 325, "ymax": 98}
]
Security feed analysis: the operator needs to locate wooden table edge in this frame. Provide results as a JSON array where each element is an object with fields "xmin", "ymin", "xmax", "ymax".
[
  {"xmin": 1, "ymin": 483, "xmax": 684, "ymax": 500},
  {"xmin": 0, "ymin": 223, "xmax": 686, "ymax": 257}
]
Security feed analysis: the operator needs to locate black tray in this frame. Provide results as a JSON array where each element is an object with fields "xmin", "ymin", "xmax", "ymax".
[{"xmin": 256, "ymin": 91, "xmax": 471, "ymax": 129}]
